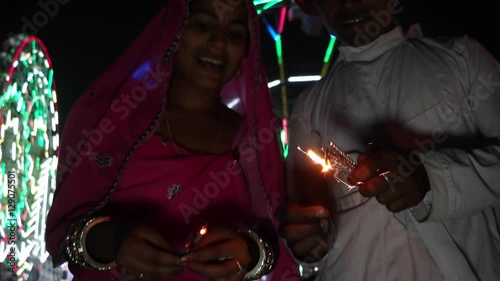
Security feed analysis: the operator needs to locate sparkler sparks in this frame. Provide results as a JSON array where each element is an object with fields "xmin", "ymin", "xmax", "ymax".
[
  {"xmin": 299, "ymin": 141, "xmax": 396, "ymax": 192},
  {"xmin": 298, "ymin": 141, "xmax": 358, "ymax": 190},
  {"xmin": 297, "ymin": 147, "xmax": 333, "ymax": 173}
]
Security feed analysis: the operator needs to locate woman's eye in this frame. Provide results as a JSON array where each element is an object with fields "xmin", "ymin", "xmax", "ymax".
[{"xmin": 228, "ymin": 31, "xmax": 245, "ymax": 40}]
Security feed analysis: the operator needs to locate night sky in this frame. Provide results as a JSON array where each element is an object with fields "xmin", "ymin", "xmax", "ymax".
[{"xmin": 1, "ymin": 0, "xmax": 498, "ymax": 130}]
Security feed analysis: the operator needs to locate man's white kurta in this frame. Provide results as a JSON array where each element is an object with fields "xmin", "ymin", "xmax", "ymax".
[{"xmin": 287, "ymin": 26, "xmax": 500, "ymax": 281}]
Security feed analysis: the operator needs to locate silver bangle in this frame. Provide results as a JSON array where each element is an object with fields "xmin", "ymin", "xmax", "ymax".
[
  {"xmin": 79, "ymin": 216, "xmax": 116, "ymax": 270},
  {"xmin": 67, "ymin": 216, "xmax": 117, "ymax": 270},
  {"xmin": 244, "ymin": 229, "xmax": 276, "ymax": 280}
]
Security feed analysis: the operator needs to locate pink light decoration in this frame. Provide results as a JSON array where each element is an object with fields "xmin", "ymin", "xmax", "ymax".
[
  {"xmin": 278, "ymin": 6, "xmax": 287, "ymax": 34},
  {"xmin": 282, "ymin": 118, "xmax": 288, "ymax": 144}
]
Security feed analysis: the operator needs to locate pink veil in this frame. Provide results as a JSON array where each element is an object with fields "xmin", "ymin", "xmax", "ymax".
[{"xmin": 46, "ymin": 0, "xmax": 298, "ymax": 279}]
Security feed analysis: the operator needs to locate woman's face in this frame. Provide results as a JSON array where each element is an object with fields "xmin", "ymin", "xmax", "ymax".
[
  {"xmin": 316, "ymin": 0, "xmax": 399, "ymax": 46},
  {"xmin": 173, "ymin": 0, "xmax": 249, "ymax": 92}
]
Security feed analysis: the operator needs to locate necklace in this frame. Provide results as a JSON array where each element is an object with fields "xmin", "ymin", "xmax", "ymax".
[{"xmin": 165, "ymin": 104, "xmax": 224, "ymax": 156}]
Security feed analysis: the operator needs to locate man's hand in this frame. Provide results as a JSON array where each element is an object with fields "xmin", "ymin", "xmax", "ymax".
[
  {"xmin": 279, "ymin": 202, "xmax": 331, "ymax": 262},
  {"xmin": 348, "ymin": 149, "xmax": 431, "ymax": 212}
]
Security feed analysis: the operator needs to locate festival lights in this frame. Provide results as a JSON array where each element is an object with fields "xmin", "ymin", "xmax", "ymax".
[
  {"xmin": 0, "ymin": 34, "xmax": 60, "ymax": 279},
  {"xmin": 255, "ymin": 0, "xmax": 337, "ymax": 158}
]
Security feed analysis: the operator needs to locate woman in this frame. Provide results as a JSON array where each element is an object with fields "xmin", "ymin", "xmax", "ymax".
[{"xmin": 45, "ymin": 0, "xmax": 300, "ymax": 280}]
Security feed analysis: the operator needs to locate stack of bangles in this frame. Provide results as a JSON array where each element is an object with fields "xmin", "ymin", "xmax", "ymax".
[
  {"xmin": 65, "ymin": 216, "xmax": 278, "ymax": 280},
  {"xmin": 65, "ymin": 216, "xmax": 117, "ymax": 270},
  {"xmin": 242, "ymin": 228, "xmax": 277, "ymax": 280}
]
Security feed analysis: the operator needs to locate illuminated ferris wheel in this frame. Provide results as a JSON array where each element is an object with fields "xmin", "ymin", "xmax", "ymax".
[{"xmin": 0, "ymin": 34, "xmax": 60, "ymax": 279}]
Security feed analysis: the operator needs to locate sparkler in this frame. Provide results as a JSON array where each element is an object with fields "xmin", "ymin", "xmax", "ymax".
[
  {"xmin": 182, "ymin": 224, "xmax": 208, "ymax": 255},
  {"xmin": 299, "ymin": 140, "xmax": 396, "ymax": 192},
  {"xmin": 298, "ymin": 141, "xmax": 359, "ymax": 190}
]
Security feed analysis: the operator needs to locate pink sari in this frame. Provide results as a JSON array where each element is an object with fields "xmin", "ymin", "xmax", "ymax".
[{"xmin": 45, "ymin": 0, "xmax": 299, "ymax": 280}]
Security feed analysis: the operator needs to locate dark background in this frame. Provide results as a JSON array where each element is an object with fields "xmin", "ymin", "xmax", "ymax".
[{"xmin": 1, "ymin": 0, "xmax": 498, "ymax": 130}]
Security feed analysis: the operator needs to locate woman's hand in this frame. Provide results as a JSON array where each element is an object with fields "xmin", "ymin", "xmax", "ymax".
[
  {"xmin": 114, "ymin": 223, "xmax": 185, "ymax": 280},
  {"xmin": 181, "ymin": 227, "xmax": 251, "ymax": 281}
]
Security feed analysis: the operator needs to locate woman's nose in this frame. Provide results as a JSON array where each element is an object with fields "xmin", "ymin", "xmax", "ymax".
[{"xmin": 209, "ymin": 28, "xmax": 227, "ymax": 49}]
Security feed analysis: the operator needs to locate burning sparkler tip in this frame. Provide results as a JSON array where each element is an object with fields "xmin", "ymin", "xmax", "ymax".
[{"xmin": 199, "ymin": 225, "xmax": 207, "ymax": 235}]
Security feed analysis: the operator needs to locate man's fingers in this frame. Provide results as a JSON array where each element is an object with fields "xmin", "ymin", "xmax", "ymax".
[
  {"xmin": 386, "ymin": 195, "xmax": 417, "ymax": 213},
  {"xmin": 283, "ymin": 219, "xmax": 328, "ymax": 243},
  {"xmin": 350, "ymin": 149, "xmax": 398, "ymax": 183},
  {"xmin": 375, "ymin": 186, "xmax": 403, "ymax": 205},
  {"xmin": 289, "ymin": 234, "xmax": 329, "ymax": 260},
  {"xmin": 358, "ymin": 174, "xmax": 390, "ymax": 197},
  {"xmin": 357, "ymin": 153, "xmax": 368, "ymax": 164},
  {"xmin": 285, "ymin": 203, "xmax": 330, "ymax": 223}
]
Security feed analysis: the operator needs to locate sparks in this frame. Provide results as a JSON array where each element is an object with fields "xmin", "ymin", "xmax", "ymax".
[
  {"xmin": 298, "ymin": 144, "xmax": 357, "ymax": 190},
  {"xmin": 298, "ymin": 147, "xmax": 333, "ymax": 173}
]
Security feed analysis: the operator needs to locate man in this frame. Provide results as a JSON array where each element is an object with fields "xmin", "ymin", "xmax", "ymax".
[{"xmin": 282, "ymin": 0, "xmax": 500, "ymax": 280}]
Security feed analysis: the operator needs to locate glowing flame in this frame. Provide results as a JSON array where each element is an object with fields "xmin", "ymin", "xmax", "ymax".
[
  {"xmin": 199, "ymin": 225, "xmax": 207, "ymax": 235},
  {"xmin": 298, "ymin": 146, "xmax": 357, "ymax": 190},
  {"xmin": 303, "ymin": 149, "xmax": 333, "ymax": 173}
]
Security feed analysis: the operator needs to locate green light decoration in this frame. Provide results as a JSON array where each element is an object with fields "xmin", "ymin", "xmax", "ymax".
[
  {"xmin": 255, "ymin": 0, "xmax": 337, "ymax": 158},
  {"xmin": 0, "ymin": 34, "xmax": 60, "ymax": 280}
]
